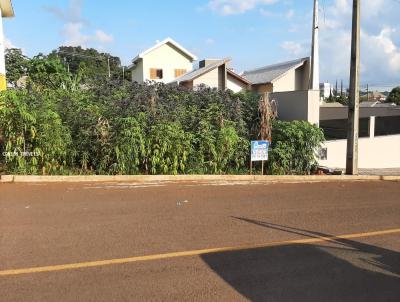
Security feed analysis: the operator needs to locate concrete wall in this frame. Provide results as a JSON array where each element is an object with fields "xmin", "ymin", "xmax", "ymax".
[
  {"xmin": 271, "ymin": 90, "xmax": 320, "ymax": 124},
  {"xmin": 320, "ymin": 106, "xmax": 400, "ymax": 120},
  {"xmin": 319, "ymin": 135, "xmax": 400, "ymax": 169},
  {"xmin": 140, "ymin": 43, "xmax": 193, "ymax": 83}
]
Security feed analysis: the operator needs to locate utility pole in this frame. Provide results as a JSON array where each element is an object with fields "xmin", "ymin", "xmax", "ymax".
[
  {"xmin": 107, "ymin": 56, "xmax": 111, "ymax": 78},
  {"xmin": 346, "ymin": 0, "xmax": 361, "ymax": 175},
  {"xmin": 64, "ymin": 57, "xmax": 70, "ymax": 73},
  {"xmin": 366, "ymin": 84, "xmax": 369, "ymax": 102},
  {"xmin": 310, "ymin": 0, "xmax": 320, "ymax": 90}
]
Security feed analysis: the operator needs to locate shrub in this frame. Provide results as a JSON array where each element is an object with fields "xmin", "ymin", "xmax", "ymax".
[
  {"xmin": 268, "ymin": 120, "xmax": 324, "ymax": 175},
  {"xmin": 386, "ymin": 86, "xmax": 400, "ymax": 105},
  {"xmin": 0, "ymin": 89, "xmax": 71, "ymax": 174},
  {"xmin": 1, "ymin": 78, "xmax": 325, "ymax": 175}
]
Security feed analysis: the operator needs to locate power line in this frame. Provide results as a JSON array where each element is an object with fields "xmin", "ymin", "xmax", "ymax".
[{"xmin": 56, "ymin": 50, "xmax": 111, "ymax": 61}]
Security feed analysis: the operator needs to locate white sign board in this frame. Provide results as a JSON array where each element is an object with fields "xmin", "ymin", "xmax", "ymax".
[{"xmin": 251, "ymin": 141, "xmax": 269, "ymax": 162}]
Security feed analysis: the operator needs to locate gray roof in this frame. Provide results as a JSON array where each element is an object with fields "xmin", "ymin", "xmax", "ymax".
[
  {"xmin": 173, "ymin": 59, "xmax": 229, "ymax": 83},
  {"xmin": 243, "ymin": 57, "xmax": 309, "ymax": 85}
]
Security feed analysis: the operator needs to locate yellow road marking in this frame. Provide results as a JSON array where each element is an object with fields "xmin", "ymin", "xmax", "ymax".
[{"xmin": 1, "ymin": 228, "xmax": 399, "ymax": 277}]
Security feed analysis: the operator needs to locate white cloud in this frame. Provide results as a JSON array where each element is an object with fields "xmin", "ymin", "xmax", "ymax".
[
  {"xmin": 316, "ymin": 0, "xmax": 400, "ymax": 85},
  {"xmin": 259, "ymin": 8, "xmax": 272, "ymax": 17},
  {"xmin": 259, "ymin": 7, "xmax": 293, "ymax": 19},
  {"xmin": 363, "ymin": 0, "xmax": 386, "ymax": 18},
  {"xmin": 44, "ymin": 0, "xmax": 84, "ymax": 23},
  {"xmin": 62, "ymin": 22, "xmax": 89, "ymax": 46},
  {"xmin": 288, "ymin": 25, "xmax": 299, "ymax": 33},
  {"xmin": 205, "ymin": 38, "xmax": 215, "ymax": 45},
  {"xmin": 361, "ymin": 27, "xmax": 400, "ymax": 77},
  {"xmin": 320, "ymin": 30, "xmax": 351, "ymax": 83},
  {"xmin": 281, "ymin": 41, "xmax": 307, "ymax": 57},
  {"xmin": 286, "ymin": 9, "xmax": 294, "ymax": 20},
  {"xmin": 95, "ymin": 30, "xmax": 113, "ymax": 43},
  {"xmin": 208, "ymin": 0, "xmax": 279, "ymax": 15},
  {"xmin": 46, "ymin": 0, "xmax": 113, "ymax": 48}
]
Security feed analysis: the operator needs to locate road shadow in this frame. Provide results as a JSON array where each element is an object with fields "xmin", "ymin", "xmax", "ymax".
[{"xmin": 201, "ymin": 218, "xmax": 400, "ymax": 302}]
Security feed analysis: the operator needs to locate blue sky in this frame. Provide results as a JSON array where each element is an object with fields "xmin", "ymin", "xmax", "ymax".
[{"xmin": 4, "ymin": 0, "xmax": 400, "ymax": 90}]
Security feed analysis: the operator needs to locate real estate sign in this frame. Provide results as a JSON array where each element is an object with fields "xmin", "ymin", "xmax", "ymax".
[{"xmin": 251, "ymin": 141, "xmax": 269, "ymax": 162}]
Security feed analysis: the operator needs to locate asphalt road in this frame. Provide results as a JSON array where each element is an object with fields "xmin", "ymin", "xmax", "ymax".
[{"xmin": 0, "ymin": 180, "xmax": 399, "ymax": 302}]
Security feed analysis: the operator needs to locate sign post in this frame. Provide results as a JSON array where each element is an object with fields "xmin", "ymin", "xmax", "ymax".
[
  {"xmin": 262, "ymin": 160, "xmax": 264, "ymax": 176},
  {"xmin": 251, "ymin": 141, "xmax": 270, "ymax": 175}
]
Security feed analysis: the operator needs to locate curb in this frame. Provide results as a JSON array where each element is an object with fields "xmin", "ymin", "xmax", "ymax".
[
  {"xmin": 1, "ymin": 174, "xmax": 399, "ymax": 183},
  {"xmin": 0, "ymin": 175, "xmax": 14, "ymax": 183}
]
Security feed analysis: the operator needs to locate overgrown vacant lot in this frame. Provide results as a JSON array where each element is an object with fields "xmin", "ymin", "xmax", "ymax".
[{"xmin": 0, "ymin": 53, "xmax": 324, "ymax": 176}]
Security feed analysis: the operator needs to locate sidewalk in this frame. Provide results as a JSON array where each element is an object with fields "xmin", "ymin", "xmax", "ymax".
[
  {"xmin": 359, "ymin": 168, "xmax": 400, "ymax": 176},
  {"xmin": 1, "ymin": 174, "xmax": 400, "ymax": 183}
]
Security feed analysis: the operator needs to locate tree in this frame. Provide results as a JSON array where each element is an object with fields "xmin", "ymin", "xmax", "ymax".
[
  {"xmin": 386, "ymin": 86, "xmax": 400, "ymax": 105},
  {"xmin": 325, "ymin": 94, "xmax": 348, "ymax": 105},
  {"xmin": 49, "ymin": 46, "xmax": 123, "ymax": 81},
  {"xmin": 268, "ymin": 120, "xmax": 324, "ymax": 175},
  {"xmin": 5, "ymin": 48, "xmax": 29, "ymax": 86},
  {"xmin": 27, "ymin": 54, "xmax": 69, "ymax": 89}
]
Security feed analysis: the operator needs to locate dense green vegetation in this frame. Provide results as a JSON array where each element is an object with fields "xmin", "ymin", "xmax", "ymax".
[
  {"xmin": 386, "ymin": 86, "xmax": 400, "ymax": 105},
  {"xmin": 0, "ymin": 48, "xmax": 324, "ymax": 175}
]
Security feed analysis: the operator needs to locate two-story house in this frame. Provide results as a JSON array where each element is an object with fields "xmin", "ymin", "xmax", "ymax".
[
  {"xmin": 128, "ymin": 38, "xmax": 197, "ymax": 84},
  {"xmin": 128, "ymin": 38, "xmax": 251, "ymax": 93}
]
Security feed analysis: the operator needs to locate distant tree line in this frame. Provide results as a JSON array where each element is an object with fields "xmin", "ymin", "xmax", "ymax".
[
  {"xmin": 5, "ymin": 46, "xmax": 129, "ymax": 87},
  {"xmin": 324, "ymin": 86, "xmax": 400, "ymax": 106}
]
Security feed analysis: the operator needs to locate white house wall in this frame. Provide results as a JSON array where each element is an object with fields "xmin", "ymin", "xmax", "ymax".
[
  {"xmin": 142, "ymin": 43, "xmax": 193, "ymax": 83},
  {"xmin": 319, "ymin": 135, "xmax": 400, "ymax": 169},
  {"xmin": 193, "ymin": 68, "xmax": 219, "ymax": 88},
  {"xmin": 227, "ymin": 75, "xmax": 247, "ymax": 93},
  {"xmin": 270, "ymin": 63, "xmax": 310, "ymax": 93},
  {"xmin": 131, "ymin": 60, "xmax": 144, "ymax": 83},
  {"xmin": 272, "ymin": 69, "xmax": 296, "ymax": 92}
]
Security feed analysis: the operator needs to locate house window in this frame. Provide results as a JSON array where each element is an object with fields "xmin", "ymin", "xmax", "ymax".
[
  {"xmin": 150, "ymin": 68, "xmax": 163, "ymax": 80},
  {"xmin": 175, "ymin": 69, "xmax": 187, "ymax": 77}
]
